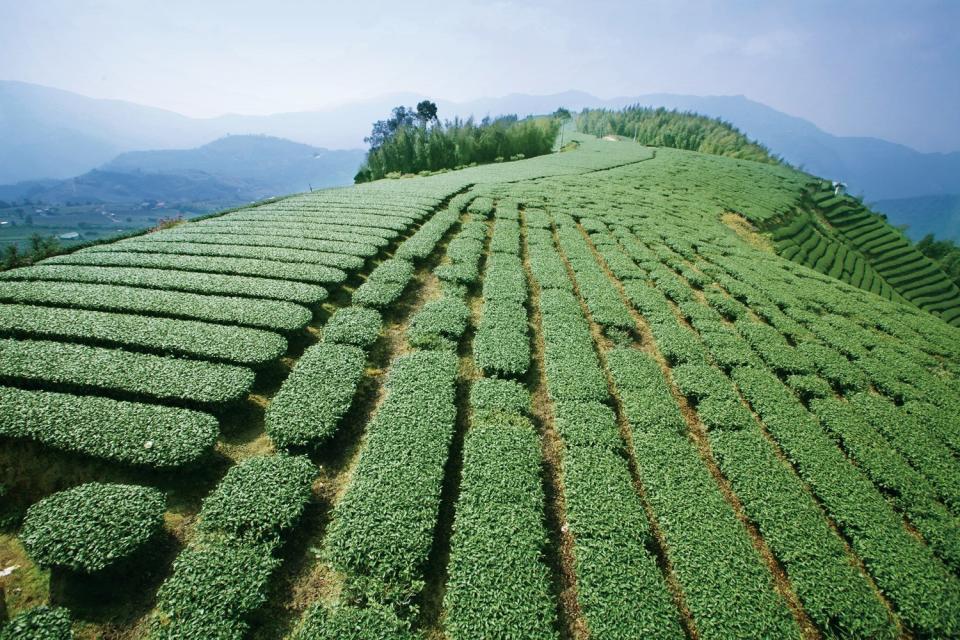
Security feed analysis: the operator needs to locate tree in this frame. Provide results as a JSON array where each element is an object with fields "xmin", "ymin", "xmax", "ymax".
[
  {"xmin": 416, "ymin": 100, "xmax": 439, "ymax": 126},
  {"xmin": 553, "ymin": 107, "xmax": 571, "ymax": 121}
]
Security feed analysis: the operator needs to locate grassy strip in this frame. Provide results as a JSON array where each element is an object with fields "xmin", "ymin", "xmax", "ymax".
[
  {"xmin": 0, "ymin": 280, "xmax": 312, "ymax": 332},
  {"xmin": 608, "ymin": 349, "xmax": 799, "ymax": 639},
  {"xmin": 168, "ymin": 225, "xmax": 392, "ymax": 247},
  {"xmin": 325, "ymin": 350, "xmax": 459, "ymax": 607},
  {"xmin": 733, "ymin": 366, "xmax": 960, "ymax": 637},
  {"xmin": 0, "ymin": 386, "xmax": 218, "ymax": 467},
  {"xmin": 0, "ymin": 303, "xmax": 287, "ymax": 366},
  {"xmin": 538, "ymin": 290, "xmax": 608, "ymax": 402},
  {"xmin": 42, "ymin": 251, "xmax": 347, "ymax": 284},
  {"xmin": 151, "ymin": 455, "xmax": 315, "ymax": 638},
  {"xmin": 265, "ymin": 343, "xmax": 366, "ymax": 450},
  {"xmin": 0, "ymin": 264, "xmax": 329, "ymax": 304},
  {"xmin": 0, "ymin": 338, "xmax": 254, "ymax": 406}
]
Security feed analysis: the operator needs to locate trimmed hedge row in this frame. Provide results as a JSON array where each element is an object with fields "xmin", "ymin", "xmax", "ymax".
[
  {"xmin": 325, "ymin": 350, "xmax": 459, "ymax": 606},
  {"xmin": 265, "ymin": 343, "xmax": 366, "ymax": 450},
  {"xmin": 394, "ymin": 208, "xmax": 460, "ymax": 261},
  {"xmin": 407, "ymin": 296, "xmax": 470, "ymax": 349},
  {"xmin": 0, "ymin": 606, "xmax": 72, "ymax": 640},
  {"xmin": 43, "ymin": 250, "xmax": 348, "ymax": 285},
  {"xmin": 323, "ymin": 306, "xmax": 382, "ymax": 349},
  {"xmin": 117, "ymin": 231, "xmax": 380, "ymax": 259},
  {"xmin": 193, "ymin": 219, "xmax": 400, "ymax": 238},
  {"xmin": 553, "ymin": 400, "xmax": 685, "ymax": 639},
  {"xmin": 538, "ymin": 290, "xmax": 608, "ymax": 402},
  {"xmin": 352, "ymin": 258, "xmax": 415, "ymax": 309},
  {"xmin": 671, "ymin": 361, "xmax": 897, "ymax": 637},
  {"xmin": 167, "ymin": 225, "xmax": 391, "ymax": 247},
  {"xmin": 555, "ymin": 226, "xmax": 634, "ymax": 330},
  {"xmin": 83, "ymin": 240, "xmax": 367, "ymax": 270},
  {"xmin": 0, "ymin": 280, "xmax": 312, "ymax": 332},
  {"xmin": 0, "ymin": 339, "xmax": 254, "ymax": 406},
  {"xmin": 0, "ymin": 264, "xmax": 329, "ymax": 304},
  {"xmin": 444, "ymin": 419, "xmax": 557, "ymax": 640},
  {"xmin": 607, "ymin": 349, "xmax": 799, "ymax": 639},
  {"xmin": 0, "ymin": 386, "xmax": 218, "ymax": 467},
  {"xmin": 733, "ymin": 366, "xmax": 960, "ymax": 637},
  {"xmin": 197, "ymin": 454, "xmax": 316, "ymax": 545},
  {"xmin": 152, "ymin": 454, "xmax": 315, "ymax": 638},
  {"xmin": 811, "ymin": 397, "xmax": 960, "ymax": 572},
  {"xmin": 0, "ymin": 303, "xmax": 287, "ymax": 366},
  {"xmin": 293, "ymin": 603, "xmax": 416, "ymax": 640},
  {"xmin": 473, "ymin": 299, "xmax": 530, "ymax": 377},
  {"xmin": 22, "ymin": 482, "xmax": 165, "ymax": 573}
]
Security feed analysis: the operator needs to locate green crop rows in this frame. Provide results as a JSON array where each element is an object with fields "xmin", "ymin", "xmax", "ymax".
[{"xmin": 5, "ymin": 131, "xmax": 960, "ymax": 640}]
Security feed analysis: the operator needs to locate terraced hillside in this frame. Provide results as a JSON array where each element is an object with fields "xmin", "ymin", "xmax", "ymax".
[
  {"xmin": 2, "ymin": 134, "xmax": 959, "ymax": 640},
  {"xmin": 759, "ymin": 181, "xmax": 960, "ymax": 325}
]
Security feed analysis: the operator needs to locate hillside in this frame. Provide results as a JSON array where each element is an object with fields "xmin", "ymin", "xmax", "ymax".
[
  {"xmin": 6, "ymin": 81, "xmax": 960, "ymax": 209},
  {"xmin": 873, "ymin": 194, "xmax": 960, "ymax": 242},
  {"xmin": 1, "ymin": 133, "xmax": 959, "ymax": 639}
]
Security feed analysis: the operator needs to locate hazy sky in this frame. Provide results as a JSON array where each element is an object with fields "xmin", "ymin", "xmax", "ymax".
[{"xmin": 2, "ymin": 0, "xmax": 958, "ymax": 152}]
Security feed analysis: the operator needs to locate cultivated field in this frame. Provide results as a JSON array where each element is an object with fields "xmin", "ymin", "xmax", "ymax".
[{"xmin": 1, "ymin": 134, "xmax": 959, "ymax": 640}]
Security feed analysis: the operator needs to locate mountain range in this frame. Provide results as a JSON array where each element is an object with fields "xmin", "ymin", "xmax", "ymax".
[{"xmin": 2, "ymin": 81, "xmax": 959, "ymax": 238}]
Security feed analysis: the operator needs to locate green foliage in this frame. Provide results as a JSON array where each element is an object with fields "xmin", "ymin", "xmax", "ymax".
[
  {"xmin": 323, "ymin": 306, "xmax": 382, "ymax": 349},
  {"xmin": 0, "ymin": 280, "xmax": 311, "ymax": 332},
  {"xmin": 352, "ymin": 258, "xmax": 416, "ymax": 309},
  {"xmin": 265, "ymin": 343, "xmax": 366, "ymax": 449},
  {"xmin": 469, "ymin": 378, "xmax": 530, "ymax": 418},
  {"xmin": 0, "ymin": 386, "xmax": 218, "ymax": 467},
  {"xmin": 152, "ymin": 539, "xmax": 279, "ymax": 639},
  {"xmin": 43, "ymin": 249, "xmax": 348, "ymax": 285},
  {"xmin": 473, "ymin": 299, "xmax": 530, "ymax": 377},
  {"xmin": 293, "ymin": 603, "xmax": 415, "ymax": 640},
  {"xmin": 734, "ymin": 366, "xmax": 960, "ymax": 636},
  {"xmin": 444, "ymin": 421, "xmax": 557, "ymax": 639},
  {"xmin": 325, "ymin": 350, "xmax": 458, "ymax": 606},
  {"xmin": 131, "ymin": 229, "xmax": 379, "ymax": 258},
  {"xmin": 0, "ymin": 264, "xmax": 329, "ymax": 304},
  {"xmin": 0, "ymin": 338, "xmax": 254, "ymax": 406},
  {"xmin": 357, "ymin": 113, "xmax": 559, "ymax": 182},
  {"xmin": 538, "ymin": 290, "xmax": 609, "ymax": 402},
  {"xmin": 198, "ymin": 455, "xmax": 315, "ymax": 545},
  {"xmin": 407, "ymin": 296, "xmax": 470, "ymax": 348},
  {"xmin": 21, "ymin": 483, "xmax": 165, "ymax": 573},
  {"xmin": 0, "ymin": 303, "xmax": 286, "ymax": 366},
  {"xmin": 394, "ymin": 208, "xmax": 459, "ymax": 262},
  {"xmin": 0, "ymin": 606, "xmax": 72, "ymax": 640},
  {"xmin": 608, "ymin": 349, "xmax": 800, "ymax": 638},
  {"xmin": 578, "ymin": 106, "xmax": 779, "ymax": 164}
]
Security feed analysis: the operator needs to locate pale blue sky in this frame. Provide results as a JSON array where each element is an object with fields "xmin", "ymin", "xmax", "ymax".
[{"xmin": 1, "ymin": 0, "xmax": 958, "ymax": 151}]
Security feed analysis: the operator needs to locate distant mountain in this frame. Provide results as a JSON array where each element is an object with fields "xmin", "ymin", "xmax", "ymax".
[
  {"xmin": 0, "ymin": 135, "xmax": 365, "ymax": 205},
  {"xmin": 3, "ymin": 80, "xmax": 959, "ymax": 208},
  {"xmin": 871, "ymin": 194, "xmax": 960, "ymax": 242}
]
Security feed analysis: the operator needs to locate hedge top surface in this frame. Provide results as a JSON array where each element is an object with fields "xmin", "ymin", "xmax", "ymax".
[{"xmin": 21, "ymin": 482, "xmax": 166, "ymax": 573}]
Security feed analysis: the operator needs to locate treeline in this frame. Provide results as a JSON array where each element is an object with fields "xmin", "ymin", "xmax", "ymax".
[
  {"xmin": 577, "ymin": 106, "xmax": 780, "ymax": 164},
  {"xmin": 355, "ymin": 103, "xmax": 560, "ymax": 182},
  {"xmin": 916, "ymin": 234, "xmax": 960, "ymax": 286}
]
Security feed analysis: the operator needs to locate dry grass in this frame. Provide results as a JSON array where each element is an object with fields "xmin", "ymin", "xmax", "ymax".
[{"xmin": 721, "ymin": 211, "xmax": 774, "ymax": 252}]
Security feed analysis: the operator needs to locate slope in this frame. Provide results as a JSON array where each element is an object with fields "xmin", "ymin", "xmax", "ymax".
[{"xmin": 1, "ymin": 133, "xmax": 959, "ymax": 640}]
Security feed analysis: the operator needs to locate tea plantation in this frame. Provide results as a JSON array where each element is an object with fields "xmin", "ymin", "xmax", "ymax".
[{"xmin": 1, "ymin": 131, "xmax": 958, "ymax": 640}]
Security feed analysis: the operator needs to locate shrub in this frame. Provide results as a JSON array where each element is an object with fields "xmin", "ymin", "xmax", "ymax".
[
  {"xmin": 0, "ymin": 606, "xmax": 72, "ymax": 640},
  {"xmin": 266, "ymin": 344, "xmax": 366, "ymax": 449},
  {"xmin": 323, "ymin": 306, "xmax": 382, "ymax": 349},
  {"xmin": 21, "ymin": 483, "xmax": 165, "ymax": 573},
  {"xmin": 0, "ymin": 386, "xmax": 218, "ymax": 468}
]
